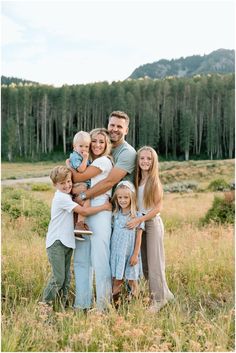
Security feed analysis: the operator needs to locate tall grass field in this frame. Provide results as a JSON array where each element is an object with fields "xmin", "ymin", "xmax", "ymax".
[{"xmin": 1, "ymin": 160, "xmax": 235, "ymax": 352}]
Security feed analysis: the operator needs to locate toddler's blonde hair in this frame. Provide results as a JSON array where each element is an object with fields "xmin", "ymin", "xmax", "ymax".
[{"xmin": 73, "ymin": 131, "xmax": 91, "ymax": 147}]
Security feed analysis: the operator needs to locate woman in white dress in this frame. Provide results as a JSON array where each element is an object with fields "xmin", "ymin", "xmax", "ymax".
[{"xmin": 72, "ymin": 128, "xmax": 113, "ymax": 311}]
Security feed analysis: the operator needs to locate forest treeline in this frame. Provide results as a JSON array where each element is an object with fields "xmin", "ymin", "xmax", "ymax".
[{"xmin": 1, "ymin": 74, "xmax": 235, "ymax": 161}]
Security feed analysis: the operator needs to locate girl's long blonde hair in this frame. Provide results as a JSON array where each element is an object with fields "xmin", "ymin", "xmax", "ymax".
[
  {"xmin": 135, "ymin": 146, "xmax": 163, "ymax": 209},
  {"xmin": 112, "ymin": 182, "xmax": 137, "ymax": 218}
]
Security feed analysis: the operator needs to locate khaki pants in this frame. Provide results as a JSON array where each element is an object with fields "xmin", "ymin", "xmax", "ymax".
[
  {"xmin": 43, "ymin": 240, "xmax": 73, "ymax": 305},
  {"xmin": 141, "ymin": 216, "xmax": 174, "ymax": 302}
]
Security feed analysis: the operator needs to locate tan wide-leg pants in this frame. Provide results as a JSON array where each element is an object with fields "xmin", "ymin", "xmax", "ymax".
[{"xmin": 141, "ymin": 215, "xmax": 174, "ymax": 302}]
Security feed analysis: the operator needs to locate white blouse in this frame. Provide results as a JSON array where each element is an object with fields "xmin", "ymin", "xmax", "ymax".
[{"xmin": 138, "ymin": 184, "xmax": 151, "ymax": 215}]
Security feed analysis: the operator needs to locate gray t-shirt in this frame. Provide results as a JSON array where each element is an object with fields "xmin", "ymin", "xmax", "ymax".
[{"xmin": 112, "ymin": 141, "xmax": 136, "ymax": 182}]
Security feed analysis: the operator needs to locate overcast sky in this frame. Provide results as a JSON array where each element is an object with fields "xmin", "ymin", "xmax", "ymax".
[{"xmin": 1, "ymin": 0, "xmax": 235, "ymax": 86}]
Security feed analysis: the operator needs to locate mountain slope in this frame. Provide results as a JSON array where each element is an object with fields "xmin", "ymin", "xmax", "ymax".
[{"xmin": 129, "ymin": 49, "xmax": 235, "ymax": 79}]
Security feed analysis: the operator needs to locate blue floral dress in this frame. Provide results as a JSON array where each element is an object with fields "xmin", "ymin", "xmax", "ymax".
[{"xmin": 110, "ymin": 210, "xmax": 145, "ymax": 280}]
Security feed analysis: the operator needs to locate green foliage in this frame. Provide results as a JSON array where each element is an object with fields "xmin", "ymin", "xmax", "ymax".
[
  {"xmin": 1, "ymin": 75, "xmax": 39, "ymax": 85},
  {"xmin": 1, "ymin": 72, "xmax": 235, "ymax": 161},
  {"xmin": 31, "ymin": 183, "xmax": 52, "ymax": 191},
  {"xmin": 164, "ymin": 181, "xmax": 198, "ymax": 193},
  {"xmin": 208, "ymin": 178, "xmax": 230, "ymax": 191},
  {"xmin": 201, "ymin": 195, "xmax": 235, "ymax": 224},
  {"xmin": 1, "ymin": 187, "xmax": 50, "ymax": 236}
]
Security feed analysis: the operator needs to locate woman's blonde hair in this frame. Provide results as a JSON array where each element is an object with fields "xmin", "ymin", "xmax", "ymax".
[
  {"xmin": 112, "ymin": 181, "xmax": 137, "ymax": 218},
  {"xmin": 90, "ymin": 128, "xmax": 112, "ymax": 160},
  {"xmin": 135, "ymin": 146, "xmax": 163, "ymax": 209}
]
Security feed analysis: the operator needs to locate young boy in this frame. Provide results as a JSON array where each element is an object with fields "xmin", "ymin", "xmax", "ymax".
[
  {"xmin": 41, "ymin": 166, "xmax": 111, "ymax": 310},
  {"xmin": 69, "ymin": 131, "xmax": 92, "ymax": 239}
]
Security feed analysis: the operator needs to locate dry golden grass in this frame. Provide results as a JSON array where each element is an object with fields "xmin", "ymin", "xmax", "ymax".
[
  {"xmin": 163, "ymin": 192, "xmax": 215, "ymax": 221},
  {"xmin": 1, "ymin": 161, "xmax": 64, "ymax": 180},
  {"xmin": 2, "ymin": 208, "xmax": 234, "ymax": 352},
  {"xmin": 2, "ymin": 159, "xmax": 235, "ymax": 189},
  {"xmin": 160, "ymin": 159, "xmax": 234, "ymax": 188},
  {"xmin": 1, "ymin": 160, "xmax": 235, "ymax": 352}
]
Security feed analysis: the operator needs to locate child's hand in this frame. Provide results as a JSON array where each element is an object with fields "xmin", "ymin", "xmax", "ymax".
[
  {"xmin": 126, "ymin": 218, "xmax": 141, "ymax": 229},
  {"xmin": 130, "ymin": 254, "xmax": 138, "ymax": 266},
  {"xmin": 65, "ymin": 159, "xmax": 71, "ymax": 168},
  {"xmin": 81, "ymin": 151, "xmax": 89, "ymax": 159},
  {"xmin": 103, "ymin": 201, "xmax": 112, "ymax": 211}
]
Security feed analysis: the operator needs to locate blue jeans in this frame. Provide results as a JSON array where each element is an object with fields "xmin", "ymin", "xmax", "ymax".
[{"xmin": 74, "ymin": 208, "xmax": 112, "ymax": 311}]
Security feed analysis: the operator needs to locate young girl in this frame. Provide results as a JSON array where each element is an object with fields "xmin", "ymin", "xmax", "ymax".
[
  {"xmin": 110, "ymin": 181, "xmax": 144, "ymax": 299},
  {"xmin": 127, "ymin": 146, "xmax": 174, "ymax": 312}
]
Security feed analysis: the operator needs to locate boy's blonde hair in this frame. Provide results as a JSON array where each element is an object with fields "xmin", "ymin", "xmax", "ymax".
[
  {"xmin": 112, "ymin": 181, "xmax": 137, "ymax": 218},
  {"xmin": 50, "ymin": 166, "xmax": 72, "ymax": 184},
  {"xmin": 90, "ymin": 128, "xmax": 112, "ymax": 160},
  {"xmin": 73, "ymin": 131, "xmax": 91, "ymax": 146},
  {"xmin": 135, "ymin": 146, "xmax": 163, "ymax": 209}
]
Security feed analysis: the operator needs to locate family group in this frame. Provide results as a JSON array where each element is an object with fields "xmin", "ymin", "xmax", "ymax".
[{"xmin": 40, "ymin": 111, "xmax": 174, "ymax": 314}]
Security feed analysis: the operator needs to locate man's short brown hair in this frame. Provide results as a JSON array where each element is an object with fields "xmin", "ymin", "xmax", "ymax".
[
  {"xmin": 109, "ymin": 111, "xmax": 130, "ymax": 126},
  {"xmin": 50, "ymin": 166, "xmax": 72, "ymax": 184}
]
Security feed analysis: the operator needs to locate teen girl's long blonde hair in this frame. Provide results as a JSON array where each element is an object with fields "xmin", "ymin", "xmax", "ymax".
[{"xmin": 135, "ymin": 146, "xmax": 163, "ymax": 209}]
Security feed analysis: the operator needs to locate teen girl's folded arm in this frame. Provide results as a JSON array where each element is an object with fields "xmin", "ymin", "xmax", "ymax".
[
  {"xmin": 126, "ymin": 198, "xmax": 162, "ymax": 229},
  {"xmin": 73, "ymin": 201, "xmax": 112, "ymax": 217}
]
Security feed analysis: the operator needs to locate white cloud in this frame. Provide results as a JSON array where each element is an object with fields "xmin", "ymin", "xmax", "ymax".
[
  {"xmin": 1, "ymin": 13, "xmax": 25, "ymax": 45},
  {"xmin": 1, "ymin": 1, "xmax": 235, "ymax": 85}
]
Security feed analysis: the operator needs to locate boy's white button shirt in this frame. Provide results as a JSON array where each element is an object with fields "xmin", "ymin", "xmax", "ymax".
[{"xmin": 46, "ymin": 190, "xmax": 78, "ymax": 249}]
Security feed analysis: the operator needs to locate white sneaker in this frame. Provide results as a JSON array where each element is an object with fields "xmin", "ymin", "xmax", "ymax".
[
  {"xmin": 148, "ymin": 299, "xmax": 168, "ymax": 313},
  {"xmin": 74, "ymin": 234, "xmax": 85, "ymax": 241},
  {"xmin": 148, "ymin": 294, "xmax": 175, "ymax": 313}
]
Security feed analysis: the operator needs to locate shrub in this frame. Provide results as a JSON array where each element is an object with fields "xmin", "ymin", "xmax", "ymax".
[
  {"xmin": 208, "ymin": 178, "xmax": 229, "ymax": 191},
  {"xmin": 201, "ymin": 194, "xmax": 235, "ymax": 225},
  {"xmin": 31, "ymin": 183, "xmax": 52, "ymax": 191},
  {"xmin": 1, "ymin": 187, "xmax": 50, "ymax": 236},
  {"xmin": 164, "ymin": 181, "xmax": 198, "ymax": 193}
]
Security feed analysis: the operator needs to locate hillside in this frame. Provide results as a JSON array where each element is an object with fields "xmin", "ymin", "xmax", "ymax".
[
  {"xmin": 129, "ymin": 49, "xmax": 235, "ymax": 79},
  {"xmin": 1, "ymin": 75, "xmax": 39, "ymax": 86}
]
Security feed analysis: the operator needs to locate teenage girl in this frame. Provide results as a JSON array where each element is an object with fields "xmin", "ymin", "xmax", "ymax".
[
  {"xmin": 127, "ymin": 146, "xmax": 174, "ymax": 312},
  {"xmin": 110, "ymin": 181, "xmax": 144, "ymax": 299}
]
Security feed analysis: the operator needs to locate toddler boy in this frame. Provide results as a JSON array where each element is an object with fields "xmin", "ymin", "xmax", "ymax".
[{"xmin": 69, "ymin": 131, "xmax": 92, "ymax": 239}]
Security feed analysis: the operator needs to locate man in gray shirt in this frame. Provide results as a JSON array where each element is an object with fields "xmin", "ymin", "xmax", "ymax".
[{"xmin": 71, "ymin": 111, "xmax": 137, "ymax": 202}]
